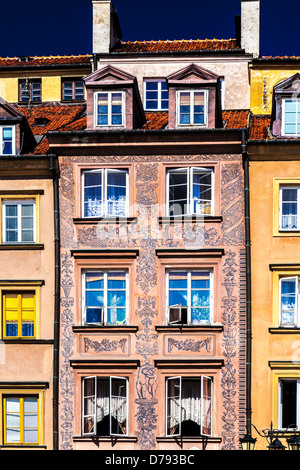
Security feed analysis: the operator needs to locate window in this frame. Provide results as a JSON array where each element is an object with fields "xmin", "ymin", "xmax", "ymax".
[
  {"xmin": 144, "ymin": 80, "xmax": 168, "ymax": 110},
  {"xmin": 83, "ymin": 270, "xmax": 128, "ymax": 325},
  {"xmin": 19, "ymin": 79, "xmax": 41, "ymax": 103},
  {"xmin": 167, "ymin": 167, "xmax": 213, "ymax": 217},
  {"xmin": 177, "ymin": 90, "xmax": 207, "ymax": 127},
  {"xmin": 82, "ymin": 376, "xmax": 128, "ymax": 437},
  {"xmin": 2, "ymin": 200, "xmax": 35, "ymax": 243},
  {"xmin": 166, "ymin": 376, "xmax": 212, "ymax": 437},
  {"xmin": 82, "ymin": 169, "xmax": 128, "ymax": 218},
  {"xmin": 62, "ymin": 79, "xmax": 84, "ymax": 101},
  {"xmin": 278, "ymin": 379, "xmax": 300, "ymax": 429},
  {"xmin": 283, "ymin": 99, "xmax": 300, "ymax": 136},
  {"xmin": 95, "ymin": 92, "xmax": 124, "ymax": 127},
  {"xmin": 0, "ymin": 126, "xmax": 15, "ymax": 155},
  {"xmin": 279, "ymin": 186, "xmax": 300, "ymax": 231},
  {"xmin": 166, "ymin": 270, "xmax": 213, "ymax": 325},
  {"xmin": 3, "ymin": 395, "xmax": 39, "ymax": 445},
  {"xmin": 3, "ymin": 291, "xmax": 36, "ymax": 338},
  {"xmin": 279, "ymin": 276, "xmax": 300, "ymax": 327}
]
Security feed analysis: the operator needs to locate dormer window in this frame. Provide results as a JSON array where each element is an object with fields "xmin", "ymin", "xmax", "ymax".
[
  {"xmin": 95, "ymin": 91, "xmax": 125, "ymax": 128},
  {"xmin": 282, "ymin": 99, "xmax": 300, "ymax": 136},
  {"xmin": 177, "ymin": 90, "xmax": 208, "ymax": 127},
  {"xmin": 0, "ymin": 126, "xmax": 15, "ymax": 155}
]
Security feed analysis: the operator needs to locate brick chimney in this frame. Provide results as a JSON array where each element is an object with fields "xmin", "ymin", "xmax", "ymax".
[
  {"xmin": 241, "ymin": 0, "xmax": 260, "ymax": 57},
  {"xmin": 92, "ymin": 0, "xmax": 122, "ymax": 54}
]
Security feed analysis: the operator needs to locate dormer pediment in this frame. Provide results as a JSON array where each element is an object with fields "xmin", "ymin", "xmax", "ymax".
[
  {"xmin": 167, "ymin": 63, "xmax": 220, "ymax": 86},
  {"xmin": 274, "ymin": 73, "xmax": 300, "ymax": 94},
  {"xmin": 84, "ymin": 65, "xmax": 136, "ymax": 87},
  {"xmin": 0, "ymin": 97, "xmax": 25, "ymax": 120}
]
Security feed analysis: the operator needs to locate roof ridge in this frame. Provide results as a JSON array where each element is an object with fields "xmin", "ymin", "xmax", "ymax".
[{"xmin": 121, "ymin": 38, "xmax": 236, "ymax": 44}]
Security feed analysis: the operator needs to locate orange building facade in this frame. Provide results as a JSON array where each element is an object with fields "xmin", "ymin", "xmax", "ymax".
[{"xmin": 248, "ymin": 58, "xmax": 300, "ymax": 450}]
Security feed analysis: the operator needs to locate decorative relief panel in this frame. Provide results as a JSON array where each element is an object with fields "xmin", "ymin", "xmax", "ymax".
[
  {"xmin": 81, "ymin": 336, "xmax": 129, "ymax": 355},
  {"xmin": 164, "ymin": 334, "xmax": 215, "ymax": 356}
]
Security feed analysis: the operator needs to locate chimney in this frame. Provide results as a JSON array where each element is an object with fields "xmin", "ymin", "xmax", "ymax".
[
  {"xmin": 92, "ymin": 0, "xmax": 122, "ymax": 54},
  {"xmin": 240, "ymin": 0, "xmax": 260, "ymax": 57}
]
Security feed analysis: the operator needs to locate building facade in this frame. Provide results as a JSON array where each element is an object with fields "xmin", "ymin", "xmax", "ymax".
[
  {"xmin": 45, "ymin": 0, "xmax": 259, "ymax": 451},
  {"xmin": 248, "ymin": 57, "xmax": 300, "ymax": 449}
]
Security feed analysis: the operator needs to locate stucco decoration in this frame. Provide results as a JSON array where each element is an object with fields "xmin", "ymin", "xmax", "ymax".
[
  {"xmin": 221, "ymin": 249, "xmax": 239, "ymax": 450},
  {"xmin": 60, "ymin": 252, "xmax": 75, "ymax": 450},
  {"xmin": 84, "ymin": 337, "xmax": 127, "ymax": 353}
]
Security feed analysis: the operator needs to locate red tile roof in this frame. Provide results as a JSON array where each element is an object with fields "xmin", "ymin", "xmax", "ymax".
[
  {"xmin": 248, "ymin": 115, "xmax": 271, "ymax": 140},
  {"xmin": 223, "ymin": 110, "xmax": 249, "ymax": 129},
  {"xmin": 113, "ymin": 39, "xmax": 239, "ymax": 53},
  {"xmin": 17, "ymin": 103, "xmax": 86, "ymax": 154},
  {"xmin": 0, "ymin": 55, "xmax": 92, "ymax": 68}
]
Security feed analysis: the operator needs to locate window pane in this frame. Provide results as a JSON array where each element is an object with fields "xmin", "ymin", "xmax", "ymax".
[
  {"xmin": 2, "ymin": 127, "xmax": 13, "ymax": 155},
  {"xmin": 63, "ymin": 82, "xmax": 73, "ymax": 100},
  {"xmin": 281, "ymin": 188, "xmax": 298, "ymax": 229},
  {"xmin": 280, "ymin": 278, "xmax": 297, "ymax": 325},
  {"xmin": 110, "ymin": 378, "xmax": 127, "ymax": 435},
  {"xmin": 193, "ymin": 169, "xmax": 212, "ymax": 215},
  {"xmin": 281, "ymin": 380, "xmax": 297, "ymax": 429},
  {"xmin": 167, "ymin": 377, "xmax": 181, "ymax": 436},
  {"xmin": 74, "ymin": 81, "xmax": 84, "ymax": 100},
  {"xmin": 193, "ymin": 92, "xmax": 205, "ymax": 124},
  {"xmin": 106, "ymin": 170, "xmax": 127, "ymax": 216},
  {"xmin": 84, "ymin": 172, "xmax": 102, "ymax": 217},
  {"xmin": 168, "ymin": 169, "xmax": 188, "ymax": 216},
  {"xmin": 83, "ymin": 377, "xmax": 97, "ymax": 435},
  {"xmin": 202, "ymin": 377, "xmax": 212, "ymax": 435},
  {"xmin": 97, "ymin": 93, "xmax": 109, "ymax": 125},
  {"xmin": 168, "ymin": 271, "xmax": 188, "ymax": 308}
]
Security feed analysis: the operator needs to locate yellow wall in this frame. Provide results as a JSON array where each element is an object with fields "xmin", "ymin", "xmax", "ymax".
[
  {"xmin": 250, "ymin": 68, "xmax": 300, "ymax": 115},
  {"xmin": 42, "ymin": 76, "xmax": 61, "ymax": 102}
]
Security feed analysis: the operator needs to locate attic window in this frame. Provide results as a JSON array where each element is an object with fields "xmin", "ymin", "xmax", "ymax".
[
  {"xmin": 176, "ymin": 90, "xmax": 208, "ymax": 128},
  {"xmin": 95, "ymin": 91, "xmax": 125, "ymax": 128},
  {"xmin": 34, "ymin": 118, "xmax": 49, "ymax": 127},
  {"xmin": 282, "ymin": 99, "xmax": 300, "ymax": 136}
]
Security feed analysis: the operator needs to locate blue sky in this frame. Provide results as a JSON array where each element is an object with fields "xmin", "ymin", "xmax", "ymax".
[{"xmin": 0, "ymin": 0, "xmax": 299, "ymax": 58}]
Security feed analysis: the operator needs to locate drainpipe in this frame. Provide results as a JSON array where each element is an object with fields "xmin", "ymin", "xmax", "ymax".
[
  {"xmin": 49, "ymin": 155, "xmax": 60, "ymax": 451},
  {"xmin": 242, "ymin": 129, "xmax": 252, "ymax": 439}
]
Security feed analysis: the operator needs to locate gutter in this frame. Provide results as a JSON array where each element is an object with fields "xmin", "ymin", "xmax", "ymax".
[
  {"xmin": 49, "ymin": 155, "xmax": 60, "ymax": 451},
  {"xmin": 242, "ymin": 129, "xmax": 252, "ymax": 441}
]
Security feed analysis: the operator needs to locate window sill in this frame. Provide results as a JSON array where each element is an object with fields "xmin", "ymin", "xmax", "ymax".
[
  {"xmin": 72, "ymin": 325, "xmax": 138, "ymax": 333},
  {"xmin": 0, "ymin": 243, "xmax": 44, "ymax": 250},
  {"xmin": 73, "ymin": 435, "xmax": 137, "ymax": 443},
  {"xmin": 156, "ymin": 436, "xmax": 222, "ymax": 444},
  {"xmin": 2, "ymin": 338, "xmax": 53, "ymax": 344},
  {"xmin": 156, "ymin": 324, "xmax": 223, "ymax": 333},
  {"xmin": 158, "ymin": 216, "xmax": 222, "ymax": 224},
  {"xmin": 73, "ymin": 217, "xmax": 137, "ymax": 225},
  {"xmin": 269, "ymin": 327, "xmax": 300, "ymax": 334},
  {"xmin": 1, "ymin": 444, "xmax": 47, "ymax": 449}
]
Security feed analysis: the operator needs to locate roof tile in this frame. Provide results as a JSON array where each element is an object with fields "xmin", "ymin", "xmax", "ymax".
[{"xmin": 113, "ymin": 39, "xmax": 239, "ymax": 53}]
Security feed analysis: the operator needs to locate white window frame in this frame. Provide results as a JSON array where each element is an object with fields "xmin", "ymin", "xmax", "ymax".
[
  {"xmin": 165, "ymin": 269, "xmax": 213, "ymax": 325},
  {"xmin": 176, "ymin": 89, "xmax": 208, "ymax": 128},
  {"xmin": 166, "ymin": 166, "xmax": 214, "ymax": 217},
  {"xmin": 279, "ymin": 186, "xmax": 300, "ymax": 231},
  {"xmin": 165, "ymin": 375, "xmax": 213, "ymax": 437},
  {"xmin": 282, "ymin": 98, "xmax": 300, "ymax": 137},
  {"xmin": 0, "ymin": 125, "xmax": 15, "ymax": 156},
  {"xmin": 82, "ymin": 168, "xmax": 129, "ymax": 218},
  {"xmin": 2, "ymin": 199, "xmax": 36, "ymax": 244},
  {"xmin": 143, "ymin": 79, "xmax": 169, "ymax": 111},
  {"xmin": 278, "ymin": 379, "xmax": 300, "ymax": 430},
  {"xmin": 94, "ymin": 91, "xmax": 125, "ymax": 128},
  {"xmin": 82, "ymin": 269, "xmax": 129, "ymax": 326},
  {"xmin": 279, "ymin": 276, "xmax": 299, "ymax": 327},
  {"xmin": 82, "ymin": 376, "xmax": 129, "ymax": 437}
]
